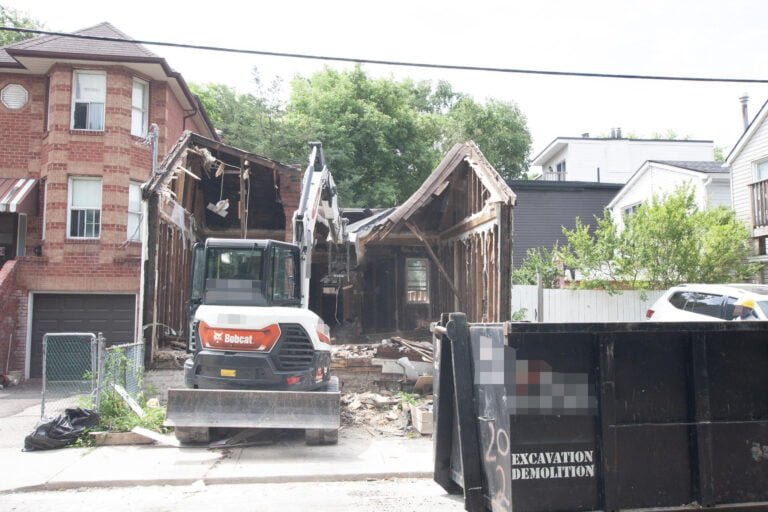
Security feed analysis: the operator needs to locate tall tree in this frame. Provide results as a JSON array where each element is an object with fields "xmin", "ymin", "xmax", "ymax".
[
  {"xmin": 0, "ymin": 6, "xmax": 43, "ymax": 46},
  {"xmin": 194, "ymin": 66, "xmax": 533, "ymax": 207},
  {"xmin": 445, "ymin": 97, "xmax": 531, "ymax": 180},
  {"xmin": 283, "ymin": 66, "xmax": 445, "ymax": 207}
]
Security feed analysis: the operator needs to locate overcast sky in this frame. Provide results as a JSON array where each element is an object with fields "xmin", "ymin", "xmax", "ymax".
[{"xmin": 6, "ymin": 0, "xmax": 768, "ymax": 163}]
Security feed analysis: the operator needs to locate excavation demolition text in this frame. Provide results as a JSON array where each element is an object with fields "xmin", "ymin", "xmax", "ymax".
[{"xmin": 511, "ymin": 450, "xmax": 595, "ymax": 480}]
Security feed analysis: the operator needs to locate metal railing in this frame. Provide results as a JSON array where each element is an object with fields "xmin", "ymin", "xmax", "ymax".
[{"xmin": 750, "ymin": 178, "xmax": 768, "ymax": 228}]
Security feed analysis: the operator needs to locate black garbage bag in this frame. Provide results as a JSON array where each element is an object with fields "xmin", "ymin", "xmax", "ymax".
[{"xmin": 23, "ymin": 407, "xmax": 100, "ymax": 451}]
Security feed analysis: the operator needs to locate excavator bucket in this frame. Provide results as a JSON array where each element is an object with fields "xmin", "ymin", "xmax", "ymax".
[{"xmin": 164, "ymin": 388, "xmax": 340, "ymax": 433}]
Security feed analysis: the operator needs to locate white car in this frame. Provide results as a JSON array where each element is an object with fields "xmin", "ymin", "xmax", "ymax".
[{"xmin": 646, "ymin": 284, "xmax": 768, "ymax": 321}]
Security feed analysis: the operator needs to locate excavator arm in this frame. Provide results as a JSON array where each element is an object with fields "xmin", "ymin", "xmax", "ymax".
[{"xmin": 293, "ymin": 142, "xmax": 345, "ymax": 309}]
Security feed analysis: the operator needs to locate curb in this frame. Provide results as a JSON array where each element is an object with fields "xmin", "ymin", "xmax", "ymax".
[{"xmin": 0, "ymin": 471, "xmax": 434, "ymax": 494}]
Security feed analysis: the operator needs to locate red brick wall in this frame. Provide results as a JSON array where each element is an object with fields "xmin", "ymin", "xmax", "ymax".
[
  {"xmin": 1, "ymin": 62, "xmax": 197, "ymax": 378},
  {"xmin": 0, "ymin": 76, "xmax": 45, "ymax": 178},
  {"xmin": 0, "ymin": 261, "xmax": 21, "ymax": 375}
]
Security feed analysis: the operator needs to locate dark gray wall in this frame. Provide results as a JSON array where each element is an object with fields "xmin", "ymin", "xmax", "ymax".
[{"xmin": 507, "ymin": 181, "xmax": 622, "ymax": 268}]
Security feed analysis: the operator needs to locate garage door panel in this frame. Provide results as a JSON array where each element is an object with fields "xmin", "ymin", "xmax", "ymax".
[{"xmin": 31, "ymin": 294, "xmax": 136, "ymax": 378}]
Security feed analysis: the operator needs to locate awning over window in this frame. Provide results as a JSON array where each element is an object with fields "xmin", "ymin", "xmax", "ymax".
[{"xmin": 0, "ymin": 178, "xmax": 38, "ymax": 215}]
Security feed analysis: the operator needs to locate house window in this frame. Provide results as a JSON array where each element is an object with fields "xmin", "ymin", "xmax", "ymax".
[
  {"xmin": 131, "ymin": 78, "xmax": 149, "ymax": 137},
  {"xmin": 71, "ymin": 71, "xmax": 106, "ymax": 131},
  {"xmin": 623, "ymin": 203, "xmax": 641, "ymax": 218},
  {"xmin": 757, "ymin": 159, "xmax": 768, "ymax": 182},
  {"xmin": 68, "ymin": 177, "xmax": 101, "ymax": 239},
  {"xmin": 127, "ymin": 182, "xmax": 142, "ymax": 241},
  {"xmin": 405, "ymin": 257, "xmax": 429, "ymax": 304},
  {"xmin": 556, "ymin": 160, "xmax": 567, "ymax": 180}
]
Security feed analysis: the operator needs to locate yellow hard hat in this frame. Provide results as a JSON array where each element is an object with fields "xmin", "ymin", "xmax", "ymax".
[{"xmin": 736, "ymin": 297, "xmax": 756, "ymax": 309}]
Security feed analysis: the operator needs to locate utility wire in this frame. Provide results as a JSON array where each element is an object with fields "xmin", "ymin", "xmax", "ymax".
[{"xmin": 2, "ymin": 26, "xmax": 767, "ymax": 84}]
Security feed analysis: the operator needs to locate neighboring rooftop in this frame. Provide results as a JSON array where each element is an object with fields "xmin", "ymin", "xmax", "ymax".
[
  {"xmin": 532, "ymin": 135, "xmax": 715, "ymax": 167},
  {"xmin": 0, "ymin": 22, "xmax": 158, "ymax": 67},
  {"xmin": 508, "ymin": 180, "xmax": 623, "ymax": 191},
  {"xmin": 649, "ymin": 160, "xmax": 729, "ymax": 174}
]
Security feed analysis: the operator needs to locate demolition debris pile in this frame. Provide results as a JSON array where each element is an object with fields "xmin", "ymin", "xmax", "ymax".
[{"xmin": 332, "ymin": 337, "xmax": 435, "ymax": 436}]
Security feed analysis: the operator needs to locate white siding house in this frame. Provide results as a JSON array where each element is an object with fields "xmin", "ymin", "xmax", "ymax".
[
  {"xmin": 608, "ymin": 161, "xmax": 731, "ymax": 231},
  {"xmin": 726, "ymin": 99, "xmax": 768, "ymax": 281},
  {"xmin": 532, "ymin": 135, "xmax": 715, "ymax": 184}
]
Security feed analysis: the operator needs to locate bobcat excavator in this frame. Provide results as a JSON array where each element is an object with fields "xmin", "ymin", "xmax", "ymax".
[{"xmin": 164, "ymin": 142, "xmax": 345, "ymax": 445}]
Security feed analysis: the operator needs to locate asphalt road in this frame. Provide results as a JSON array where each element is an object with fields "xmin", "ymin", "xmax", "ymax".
[{"xmin": 3, "ymin": 480, "xmax": 466, "ymax": 512}]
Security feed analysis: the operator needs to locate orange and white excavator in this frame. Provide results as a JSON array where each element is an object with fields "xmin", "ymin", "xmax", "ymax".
[{"xmin": 164, "ymin": 142, "xmax": 345, "ymax": 445}]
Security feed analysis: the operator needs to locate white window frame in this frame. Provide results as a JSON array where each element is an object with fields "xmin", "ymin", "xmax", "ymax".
[
  {"xmin": 127, "ymin": 181, "xmax": 142, "ymax": 242},
  {"xmin": 16, "ymin": 214, "xmax": 26, "ymax": 257},
  {"xmin": 71, "ymin": 70, "xmax": 106, "ymax": 131},
  {"xmin": 755, "ymin": 158, "xmax": 768, "ymax": 182},
  {"xmin": 131, "ymin": 78, "xmax": 149, "ymax": 137},
  {"xmin": 67, "ymin": 177, "xmax": 102, "ymax": 240},
  {"xmin": 41, "ymin": 180, "xmax": 47, "ymax": 240},
  {"xmin": 623, "ymin": 202, "xmax": 642, "ymax": 218},
  {"xmin": 405, "ymin": 257, "xmax": 430, "ymax": 304}
]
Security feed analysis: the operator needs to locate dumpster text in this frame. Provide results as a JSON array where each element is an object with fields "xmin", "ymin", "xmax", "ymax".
[{"xmin": 511, "ymin": 450, "xmax": 595, "ymax": 480}]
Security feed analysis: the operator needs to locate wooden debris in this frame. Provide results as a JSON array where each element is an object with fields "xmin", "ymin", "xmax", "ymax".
[
  {"xmin": 111, "ymin": 383, "xmax": 145, "ymax": 418},
  {"xmin": 131, "ymin": 427, "xmax": 181, "ymax": 447}
]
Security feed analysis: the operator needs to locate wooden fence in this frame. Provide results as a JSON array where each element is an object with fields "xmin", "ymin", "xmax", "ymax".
[{"xmin": 511, "ymin": 285, "xmax": 665, "ymax": 323}]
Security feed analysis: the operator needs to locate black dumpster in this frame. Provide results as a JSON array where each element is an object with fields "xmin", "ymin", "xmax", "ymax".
[{"xmin": 432, "ymin": 313, "xmax": 768, "ymax": 512}]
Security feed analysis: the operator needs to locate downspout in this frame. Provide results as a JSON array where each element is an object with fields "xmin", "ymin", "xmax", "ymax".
[{"xmin": 182, "ymin": 108, "xmax": 197, "ymax": 132}]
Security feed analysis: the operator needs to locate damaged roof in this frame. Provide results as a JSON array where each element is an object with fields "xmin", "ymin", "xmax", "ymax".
[
  {"xmin": 147, "ymin": 131, "xmax": 299, "ymax": 195},
  {"xmin": 351, "ymin": 141, "xmax": 515, "ymax": 243}
]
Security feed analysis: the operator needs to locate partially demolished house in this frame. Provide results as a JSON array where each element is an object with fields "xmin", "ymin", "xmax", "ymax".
[
  {"xmin": 142, "ymin": 131, "xmax": 303, "ymax": 362},
  {"xmin": 346, "ymin": 142, "xmax": 515, "ymax": 334},
  {"xmin": 141, "ymin": 137, "xmax": 515, "ymax": 362}
]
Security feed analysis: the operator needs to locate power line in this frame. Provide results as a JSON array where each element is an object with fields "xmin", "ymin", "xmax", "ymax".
[{"xmin": 2, "ymin": 26, "xmax": 768, "ymax": 84}]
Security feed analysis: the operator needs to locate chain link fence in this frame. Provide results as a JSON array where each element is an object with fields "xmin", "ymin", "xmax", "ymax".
[
  {"xmin": 41, "ymin": 333, "xmax": 98, "ymax": 418},
  {"xmin": 41, "ymin": 333, "xmax": 145, "ymax": 418},
  {"xmin": 99, "ymin": 341, "xmax": 145, "ymax": 402}
]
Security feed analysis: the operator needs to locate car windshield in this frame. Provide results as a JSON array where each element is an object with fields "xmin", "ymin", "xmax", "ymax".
[{"xmin": 203, "ymin": 247, "xmax": 267, "ymax": 306}]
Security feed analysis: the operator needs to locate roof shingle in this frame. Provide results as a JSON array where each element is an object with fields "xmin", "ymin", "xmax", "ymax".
[{"xmin": 0, "ymin": 22, "xmax": 158, "ymax": 65}]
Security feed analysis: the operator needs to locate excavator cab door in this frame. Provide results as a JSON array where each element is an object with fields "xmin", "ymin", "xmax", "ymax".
[{"xmin": 186, "ymin": 242, "xmax": 205, "ymax": 352}]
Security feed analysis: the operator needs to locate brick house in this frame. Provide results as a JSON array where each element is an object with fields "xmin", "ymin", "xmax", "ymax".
[{"xmin": 0, "ymin": 23, "xmax": 217, "ymax": 379}]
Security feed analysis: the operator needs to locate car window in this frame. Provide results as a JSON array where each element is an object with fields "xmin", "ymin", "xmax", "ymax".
[
  {"xmin": 668, "ymin": 292, "xmax": 688, "ymax": 309},
  {"xmin": 756, "ymin": 300, "xmax": 768, "ymax": 318},
  {"xmin": 723, "ymin": 297, "xmax": 738, "ymax": 320},
  {"xmin": 679, "ymin": 292, "xmax": 724, "ymax": 318}
]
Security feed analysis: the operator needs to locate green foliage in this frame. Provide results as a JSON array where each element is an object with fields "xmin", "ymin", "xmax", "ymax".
[
  {"xmin": 193, "ymin": 66, "xmax": 532, "ymax": 207},
  {"xmin": 396, "ymin": 391, "xmax": 419, "ymax": 406},
  {"xmin": 714, "ymin": 146, "xmax": 725, "ymax": 162},
  {"xmin": 283, "ymin": 66, "xmax": 445, "ymax": 206},
  {"xmin": 510, "ymin": 308, "xmax": 528, "ymax": 322},
  {"xmin": 445, "ymin": 97, "xmax": 531, "ymax": 180},
  {"xmin": 512, "ymin": 244, "xmax": 563, "ymax": 287},
  {"xmin": 0, "ymin": 6, "xmax": 43, "ymax": 46},
  {"xmin": 77, "ymin": 347, "xmax": 167, "ymax": 436},
  {"xmin": 561, "ymin": 186, "xmax": 759, "ymax": 290}
]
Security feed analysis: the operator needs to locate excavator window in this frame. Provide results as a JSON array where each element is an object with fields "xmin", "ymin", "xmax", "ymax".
[{"xmin": 203, "ymin": 247, "xmax": 266, "ymax": 306}]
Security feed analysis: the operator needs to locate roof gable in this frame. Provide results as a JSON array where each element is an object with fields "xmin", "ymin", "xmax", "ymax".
[
  {"xmin": 355, "ymin": 141, "xmax": 515, "ymax": 244},
  {"xmin": 726, "ymin": 98, "xmax": 768, "ymax": 164}
]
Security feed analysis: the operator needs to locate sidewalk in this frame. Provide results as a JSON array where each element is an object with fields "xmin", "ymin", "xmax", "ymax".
[{"xmin": 0, "ymin": 384, "xmax": 434, "ymax": 493}]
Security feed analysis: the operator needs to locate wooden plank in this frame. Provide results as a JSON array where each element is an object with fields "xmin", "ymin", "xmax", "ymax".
[{"xmin": 439, "ymin": 206, "xmax": 497, "ymax": 242}]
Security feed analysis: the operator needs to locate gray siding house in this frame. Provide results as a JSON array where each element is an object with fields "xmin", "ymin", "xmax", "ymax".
[{"xmin": 507, "ymin": 180, "xmax": 622, "ymax": 268}]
